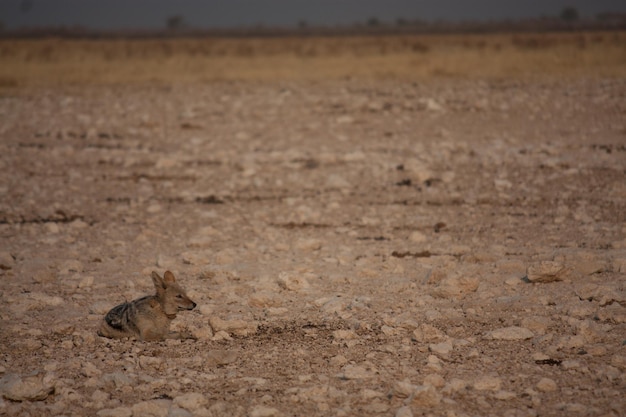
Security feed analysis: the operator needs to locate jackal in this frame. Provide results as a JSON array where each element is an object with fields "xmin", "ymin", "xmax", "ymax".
[{"xmin": 97, "ymin": 270, "xmax": 197, "ymax": 341}]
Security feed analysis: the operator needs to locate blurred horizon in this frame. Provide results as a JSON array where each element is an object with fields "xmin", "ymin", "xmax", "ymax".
[{"xmin": 2, "ymin": 0, "xmax": 626, "ymax": 30}]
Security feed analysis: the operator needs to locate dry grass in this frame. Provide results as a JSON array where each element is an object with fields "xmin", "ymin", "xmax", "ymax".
[{"xmin": 0, "ymin": 31, "xmax": 624, "ymax": 88}]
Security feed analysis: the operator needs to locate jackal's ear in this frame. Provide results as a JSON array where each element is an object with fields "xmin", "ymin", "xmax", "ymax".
[
  {"xmin": 151, "ymin": 271, "xmax": 166, "ymax": 290},
  {"xmin": 163, "ymin": 271, "xmax": 176, "ymax": 283}
]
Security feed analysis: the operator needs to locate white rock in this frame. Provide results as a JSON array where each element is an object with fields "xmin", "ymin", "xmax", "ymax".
[
  {"xmin": 431, "ymin": 275, "xmax": 479, "ymax": 299},
  {"xmin": 0, "ymin": 371, "xmax": 55, "ymax": 401},
  {"xmin": 277, "ymin": 272, "xmax": 310, "ymax": 292},
  {"xmin": 473, "ymin": 376, "xmax": 502, "ymax": 391},
  {"xmin": 393, "ymin": 379, "xmax": 417, "ymax": 398},
  {"xmin": 536, "ymin": 377, "xmax": 558, "ymax": 392},
  {"xmin": 173, "ymin": 392, "xmax": 207, "ymax": 411},
  {"xmin": 295, "ymin": 238, "xmax": 322, "ymax": 251},
  {"xmin": 102, "ymin": 372, "xmax": 134, "ymax": 388},
  {"xmin": 131, "ymin": 399, "xmax": 171, "ymax": 417},
  {"xmin": 423, "ymin": 374, "xmax": 445, "ymax": 388},
  {"xmin": 494, "ymin": 390, "xmax": 516, "ymax": 400},
  {"xmin": 610, "ymin": 354, "xmax": 626, "ymax": 370},
  {"xmin": 485, "ymin": 326, "xmax": 533, "ymax": 341},
  {"xmin": 429, "ymin": 342, "xmax": 453, "ymax": 356},
  {"xmin": 338, "ymin": 364, "xmax": 375, "ymax": 380},
  {"xmin": 168, "ymin": 407, "xmax": 192, "ymax": 417},
  {"xmin": 0, "ymin": 252, "xmax": 15, "ymax": 269},
  {"xmin": 410, "ymin": 385, "xmax": 441, "ymax": 407},
  {"xmin": 408, "ymin": 231, "xmax": 427, "ymax": 243},
  {"xmin": 21, "ymin": 259, "xmax": 56, "ymax": 283},
  {"xmin": 553, "ymin": 250, "xmax": 606, "ymax": 276},
  {"xmin": 526, "ymin": 261, "xmax": 569, "ymax": 283},
  {"xmin": 395, "ymin": 406, "xmax": 414, "ymax": 417},
  {"xmin": 333, "ymin": 330, "xmax": 358, "ymax": 340},
  {"xmin": 249, "ymin": 405, "xmax": 282, "ymax": 417},
  {"xmin": 442, "ymin": 378, "xmax": 468, "ymax": 394},
  {"xmin": 96, "ymin": 407, "xmax": 132, "ymax": 417}
]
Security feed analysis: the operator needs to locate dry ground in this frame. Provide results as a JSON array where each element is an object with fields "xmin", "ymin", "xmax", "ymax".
[{"xmin": 0, "ymin": 33, "xmax": 625, "ymax": 417}]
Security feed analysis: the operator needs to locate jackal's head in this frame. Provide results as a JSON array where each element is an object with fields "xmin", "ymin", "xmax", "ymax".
[{"xmin": 152, "ymin": 271, "xmax": 197, "ymax": 316}]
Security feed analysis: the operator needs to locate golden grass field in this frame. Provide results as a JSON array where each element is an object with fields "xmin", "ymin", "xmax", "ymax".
[{"xmin": 0, "ymin": 31, "xmax": 625, "ymax": 88}]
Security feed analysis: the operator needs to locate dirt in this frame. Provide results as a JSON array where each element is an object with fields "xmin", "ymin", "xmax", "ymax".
[{"xmin": 0, "ymin": 78, "xmax": 625, "ymax": 417}]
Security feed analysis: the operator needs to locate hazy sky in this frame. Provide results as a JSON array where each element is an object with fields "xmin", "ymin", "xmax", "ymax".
[{"xmin": 2, "ymin": 0, "xmax": 625, "ymax": 30}]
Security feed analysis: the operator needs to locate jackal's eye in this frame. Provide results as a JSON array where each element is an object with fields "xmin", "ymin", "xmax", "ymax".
[{"xmin": 176, "ymin": 295, "xmax": 183, "ymax": 299}]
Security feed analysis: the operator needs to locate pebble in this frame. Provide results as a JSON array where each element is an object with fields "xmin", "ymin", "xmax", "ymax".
[
  {"xmin": 526, "ymin": 261, "xmax": 570, "ymax": 283},
  {"xmin": 431, "ymin": 275, "xmax": 479, "ymax": 299},
  {"xmin": 20, "ymin": 259, "xmax": 57, "ymax": 283},
  {"xmin": 536, "ymin": 377, "xmax": 558, "ymax": 392},
  {"xmin": 428, "ymin": 342, "xmax": 453, "ymax": 357},
  {"xmin": 131, "ymin": 399, "xmax": 171, "ymax": 417},
  {"xmin": 96, "ymin": 407, "xmax": 132, "ymax": 417},
  {"xmin": 393, "ymin": 379, "xmax": 417, "ymax": 398},
  {"xmin": 423, "ymin": 374, "xmax": 446, "ymax": 388},
  {"xmin": 395, "ymin": 406, "xmax": 414, "ymax": 417},
  {"xmin": 408, "ymin": 231, "xmax": 427, "ymax": 243},
  {"xmin": 249, "ymin": 405, "xmax": 282, "ymax": 417},
  {"xmin": 473, "ymin": 376, "xmax": 502, "ymax": 391},
  {"xmin": 277, "ymin": 272, "xmax": 310, "ymax": 292},
  {"xmin": 101, "ymin": 372, "xmax": 134, "ymax": 388},
  {"xmin": 332, "ymin": 330, "xmax": 358, "ymax": 340},
  {"xmin": 295, "ymin": 238, "xmax": 322, "ymax": 251},
  {"xmin": 553, "ymin": 250, "xmax": 606, "ymax": 276},
  {"xmin": 0, "ymin": 371, "xmax": 55, "ymax": 401},
  {"xmin": 485, "ymin": 326, "xmax": 534, "ymax": 341},
  {"xmin": 410, "ymin": 385, "xmax": 441, "ymax": 407},
  {"xmin": 0, "ymin": 251, "xmax": 15, "ymax": 269},
  {"xmin": 173, "ymin": 392, "xmax": 207, "ymax": 411},
  {"xmin": 338, "ymin": 364, "xmax": 375, "ymax": 380},
  {"xmin": 442, "ymin": 378, "xmax": 468, "ymax": 394},
  {"xmin": 494, "ymin": 390, "xmax": 516, "ymax": 400}
]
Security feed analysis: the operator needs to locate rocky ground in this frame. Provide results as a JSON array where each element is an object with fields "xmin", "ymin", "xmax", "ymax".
[{"xmin": 0, "ymin": 78, "xmax": 625, "ymax": 417}]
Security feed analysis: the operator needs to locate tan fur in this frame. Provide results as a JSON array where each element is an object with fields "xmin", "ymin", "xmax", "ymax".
[{"xmin": 97, "ymin": 271, "xmax": 196, "ymax": 341}]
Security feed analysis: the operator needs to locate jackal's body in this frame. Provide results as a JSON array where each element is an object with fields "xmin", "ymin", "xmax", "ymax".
[{"xmin": 98, "ymin": 271, "xmax": 196, "ymax": 341}]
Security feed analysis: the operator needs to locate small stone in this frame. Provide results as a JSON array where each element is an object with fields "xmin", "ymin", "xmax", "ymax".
[
  {"xmin": 0, "ymin": 252, "xmax": 15, "ymax": 269},
  {"xmin": 410, "ymin": 385, "xmax": 441, "ymax": 407},
  {"xmin": 21, "ymin": 259, "xmax": 56, "ymax": 283},
  {"xmin": 81, "ymin": 362, "xmax": 102, "ymax": 378},
  {"xmin": 536, "ymin": 378, "xmax": 558, "ymax": 392},
  {"xmin": 431, "ymin": 275, "xmax": 479, "ymax": 299},
  {"xmin": 429, "ymin": 342, "xmax": 453, "ymax": 356},
  {"xmin": 485, "ymin": 326, "xmax": 533, "ymax": 341},
  {"xmin": 338, "ymin": 364, "xmax": 375, "ymax": 380},
  {"xmin": 78, "ymin": 275, "xmax": 94, "ymax": 288},
  {"xmin": 96, "ymin": 407, "xmax": 132, "ymax": 417},
  {"xmin": 205, "ymin": 350, "xmax": 237, "ymax": 366},
  {"xmin": 131, "ymin": 399, "xmax": 171, "ymax": 417},
  {"xmin": 332, "ymin": 330, "xmax": 358, "ymax": 340},
  {"xmin": 423, "ymin": 374, "xmax": 445, "ymax": 388},
  {"xmin": 173, "ymin": 392, "xmax": 208, "ymax": 411},
  {"xmin": 610, "ymin": 355, "xmax": 626, "ymax": 370},
  {"xmin": 249, "ymin": 405, "xmax": 282, "ymax": 417},
  {"xmin": 295, "ymin": 238, "xmax": 322, "ymax": 251},
  {"xmin": 102, "ymin": 372, "xmax": 134, "ymax": 388},
  {"xmin": 409, "ymin": 231, "xmax": 427, "ymax": 243},
  {"xmin": 90, "ymin": 301, "xmax": 113, "ymax": 315},
  {"xmin": 494, "ymin": 390, "xmax": 516, "ymax": 400},
  {"xmin": 277, "ymin": 272, "xmax": 310, "ymax": 292},
  {"xmin": 526, "ymin": 261, "xmax": 570, "ymax": 283},
  {"xmin": 393, "ymin": 379, "xmax": 416, "ymax": 398},
  {"xmin": 0, "ymin": 372, "xmax": 55, "ymax": 401},
  {"xmin": 442, "ymin": 378, "xmax": 468, "ymax": 394},
  {"xmin": 395, "ymin": 406, "xmax": 414, "ymax": 417},
  {"xmin": 473, "ymin": 376, "xmax": 502, "ymax": 391}
]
